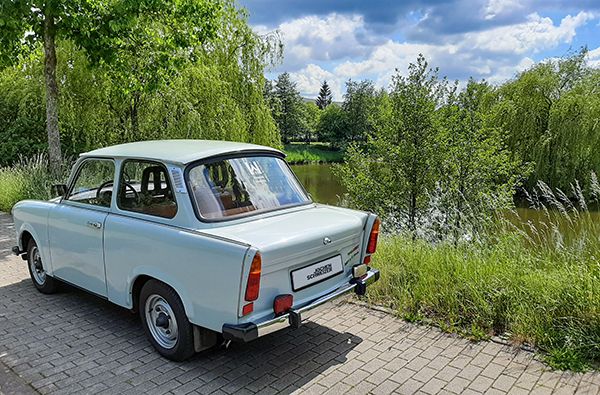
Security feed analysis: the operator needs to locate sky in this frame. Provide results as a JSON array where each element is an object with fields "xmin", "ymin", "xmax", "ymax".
[{"xmin": 240, "ymin": 0, "xmax": 600, "ymax": 101}]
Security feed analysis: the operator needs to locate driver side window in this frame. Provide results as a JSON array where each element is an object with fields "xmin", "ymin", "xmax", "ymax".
[{"xmin": 67, "ymin": 159, "xmax": 116, "ymax": 207}]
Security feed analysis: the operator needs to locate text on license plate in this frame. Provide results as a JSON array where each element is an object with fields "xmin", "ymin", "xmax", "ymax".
[{"xmin": 291, "ymin": 255, "xmax": 344, "ymax": 291}]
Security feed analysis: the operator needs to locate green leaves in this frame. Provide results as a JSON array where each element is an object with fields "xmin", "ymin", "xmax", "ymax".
[
  {"xmin": 337, "ymin": 55, "xmax": 521, "ymax": 241},
  {"xmin": 488, "ymin": 47, "xmax": 600, "ymax": 194},
  {"xmin": 0, "ymin": 0, "xmax": 282, "ymax": 162}
]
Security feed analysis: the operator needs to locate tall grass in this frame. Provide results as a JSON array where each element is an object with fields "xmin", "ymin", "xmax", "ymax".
[
  {"xmin": 369, "ymin": 177, "xmax": 600, "ymax": 371},
  {"xmin": 0, "ymin": 154, "xmax": 71, "ymax": 212}
]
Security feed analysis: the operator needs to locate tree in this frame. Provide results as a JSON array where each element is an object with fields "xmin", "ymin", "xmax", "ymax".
[
  {"xmin": 315, "ymin": 104, "xmax": 347, "ymax": 145},
  {"xmin": 273, "ymin": 72, "xmax": 304, "ymax": 143},
  {"xmin": 0, "ymin": 1, "xmax": 283, "ymax": 163},
  {"xmin": 342, "ymin": 80, "xmax": 380, "ymax": 144},
  {"xmin": 336, "ymin": 55, "xmax": 522, "ymax": 240},
  {"xmin": 300, "ymin": 102, "xmax": 320, "ymax": 144},
  {"xmin": 316, "ymin": 80, "xmax": 333, "ymax": 110},
  {"xmin": 0, "ymin": 0, "xmax": 221, "ymax": 173},
  {"xmin": 433, "ymin": 79, "xmax": 521, "ymax": 242},
  {"xmin": 488, "ymin": 47, "xmax": 599, "ymax": 192},
  {"xmin": 373, "ymin": 55, "xmax": 446, "ymax": 234}
]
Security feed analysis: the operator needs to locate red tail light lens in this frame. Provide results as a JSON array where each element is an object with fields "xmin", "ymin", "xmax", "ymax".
[
  {"xmin": 273, "ymin": 294, "xmax": 293, "ymax": 314},
  {"xmin": 245, "ymin": 252, "xmax": 262, "ymax": 301},
  {"xmin": 366, "ymin": 218, "xmax": 380, "ymax": 254},
  {"xmin": 242, "ymin": 303, "xmax": 254, "ymax": 316}
]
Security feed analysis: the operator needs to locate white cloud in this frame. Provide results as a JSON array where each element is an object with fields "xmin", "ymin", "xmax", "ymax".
[
  {"xmin": 280, "ymin": 14, "xmax": 362, "ymax": 43},
  {"xmin": 589, "ymin": 46, "xmax": 600, "ymax": 59},
  {"xmin": 465, "ymin": 12, "xmax": 593, "ymax": 54},
  {"xmin": 487, "ymin": 57, "xmax": 536, "ymax": 83},
  {"xmin": 278, "ymin": 13, "xmax": 368, "ymax": 66},
  {"xmin": 290, "ymin": 65, "xmax": 344, "ymax": 101},
  {"xmin": 333, "ymin": 41, "xmax": 431, "ymax": 84},
  {"xmin": 589, "ymin": 45, "xmax": 600, "ymax": 68},
  {"xmin": 328, "ymin": 11, "xmax": 593, "ymax": 88},
  {"xmin": 261, "ymin": 7, "xmax": 595, "ymax": 98},
  {"xmin": 483, "ymin": 0, "xmax": 526, "ymax": 20}
]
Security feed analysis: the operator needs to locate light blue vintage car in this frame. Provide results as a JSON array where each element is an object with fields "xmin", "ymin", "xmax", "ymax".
[{"xmin": 11, "ymin": 140, "xmax": 380, "ymax": 361}]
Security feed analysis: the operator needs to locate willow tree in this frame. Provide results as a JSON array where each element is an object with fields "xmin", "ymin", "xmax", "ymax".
[
  {"xmin": 131, "ymin": 0, "xmax": 283, "ymax": 147},
  {"xmin": 488, "ymin": 47, "xmax": 600, "ymax": 191},
  {"xmin": 0, "ymin": 0, "xmax": 221, "ymax": 173}
]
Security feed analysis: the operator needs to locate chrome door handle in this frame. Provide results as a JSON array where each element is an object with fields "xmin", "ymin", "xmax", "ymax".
[{"xmin": 86, "ymin": 221, "xmax": 102, "ymax": 229}]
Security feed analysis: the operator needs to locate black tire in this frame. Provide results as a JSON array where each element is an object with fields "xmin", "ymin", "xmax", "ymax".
[
  {"xmin": 139, "ymin": 279, "xmax": 195, "ymax": 361},
  {"xmin": 27, "ymin": 239, "xmax": 59, "ymax": 294}
]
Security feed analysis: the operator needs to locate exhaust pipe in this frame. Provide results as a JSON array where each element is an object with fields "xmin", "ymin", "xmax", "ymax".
[{"xmin": 221, "ymin": 340, "xmax": 232, "ymax": 350}]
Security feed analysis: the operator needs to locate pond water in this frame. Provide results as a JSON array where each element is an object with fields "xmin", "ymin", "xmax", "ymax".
[
  {"xmin": 290, "ymin": 163, "xmax": 347, "ymax": 205},
  {"xmin": 291, "ymin": 164, "xmax": 600, "ymax": 234}
]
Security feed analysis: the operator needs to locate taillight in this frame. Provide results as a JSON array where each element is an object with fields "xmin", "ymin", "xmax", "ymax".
[
  {"xmin": 242, "ymin": 303, "xmax": 254, "ymax": 316},
  {"xmin": 245, "ymin": 252, "xmax": 261, "ymax": 302},
  {"xmin": 273, "ymin": 294, "xmax": 293, "ymax": 314},
  {"xmin": 366, "ymin": 218, "xmax": 380, "ymax": 254}
]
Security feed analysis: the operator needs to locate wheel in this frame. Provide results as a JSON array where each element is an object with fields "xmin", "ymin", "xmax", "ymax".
[
  {"xmin": 27, "ymin": 239, "xmax": 59, "ymax": 294},
  {"xmin": 139, "ymin": 279, "xmax": 195, "ymax": 361}
]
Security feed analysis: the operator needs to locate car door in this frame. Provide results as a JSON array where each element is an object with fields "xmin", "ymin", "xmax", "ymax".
[{"xmin": 48, "ymin": 158, "xmax": 115, "ymax": 297}]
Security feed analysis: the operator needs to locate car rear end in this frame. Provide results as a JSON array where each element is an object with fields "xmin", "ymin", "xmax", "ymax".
[
  {"xmin": 206, "ymin": 205, "xmax": 380, "ymax": 343},
  {"xmin": 185, "ymin": 152, "xmax": 380, "ymax": 343}
]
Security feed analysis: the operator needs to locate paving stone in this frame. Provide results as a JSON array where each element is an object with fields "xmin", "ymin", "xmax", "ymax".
[{"xmin": 420, "ymin": 377, "xmax": 447, "ymax": 394}]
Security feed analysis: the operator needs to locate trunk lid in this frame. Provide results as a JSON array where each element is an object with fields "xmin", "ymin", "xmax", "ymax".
[
  {"xmin": 204, "ymin": 204, "xmax": 367, "ymax": 270},
  {"xmin": 202, "ymin": 204, "xmax": 370, "ymax": 322}
]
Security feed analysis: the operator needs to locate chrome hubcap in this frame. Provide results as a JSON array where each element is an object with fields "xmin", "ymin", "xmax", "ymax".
[
  {"xmin": 145, "ymin": 294, "xmax": 178, "ymax": 349},
  {"xmin": 30, "ymin": 246, "xmax": 46, "ymax": 285}
]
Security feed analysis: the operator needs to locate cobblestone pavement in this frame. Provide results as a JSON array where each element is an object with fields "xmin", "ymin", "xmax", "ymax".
[{"xmin": 1, "ymin": 212, "xmax": 599, "ymax": 395}]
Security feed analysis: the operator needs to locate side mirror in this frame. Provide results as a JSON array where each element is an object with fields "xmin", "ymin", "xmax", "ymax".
[{"xmin": 51, "ymin": 184, "xmax": 68, "ymax": 198}]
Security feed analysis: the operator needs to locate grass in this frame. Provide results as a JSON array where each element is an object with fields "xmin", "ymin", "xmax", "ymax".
[
  {"xmin": 368, "ymin": 183, "xmax": 600, "ymax": 371},
  {"xmin": 283, "ymin": 143, "xmax": 345, "ymax": 164},
  {"xmin": 0, "ymin": 154, "xmax": 71, "ymax": 212}
]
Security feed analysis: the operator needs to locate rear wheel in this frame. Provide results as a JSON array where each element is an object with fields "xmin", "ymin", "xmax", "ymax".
[
  {"xmin": 27, "ymin": 239, "xmax": 59, "ymax": 294},
  {"xmin": 139, "ymin": 279, "xmax": 195, "ymax": 361}
]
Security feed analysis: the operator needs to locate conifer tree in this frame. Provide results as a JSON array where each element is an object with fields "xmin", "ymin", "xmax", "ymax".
[
  {"xmin": 316, "ymin": 80, "xmax": 333, "ymax": 110},
  {"xmin": 273, "ymin": 72, "xmax": 304, "ymax": 143}
]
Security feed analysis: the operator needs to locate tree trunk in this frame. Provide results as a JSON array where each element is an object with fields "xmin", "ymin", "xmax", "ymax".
[
  {"xmin": 130, "ymin": 92, "xmax": 141, "ymax": 140},
  {"xmin": 44, "ymin": 13, "xmax": 62, "ymax": 176}
]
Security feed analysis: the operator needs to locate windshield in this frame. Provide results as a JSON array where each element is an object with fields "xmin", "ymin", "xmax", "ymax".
[{"xmin": 187, "ymin": 156, "xmax": 311, "ymax": 220}]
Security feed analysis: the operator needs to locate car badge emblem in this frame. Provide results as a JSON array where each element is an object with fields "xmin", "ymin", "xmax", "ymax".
[{"xmin": 323, "ymin": 237, "xmax": 331, "ymax": 245}]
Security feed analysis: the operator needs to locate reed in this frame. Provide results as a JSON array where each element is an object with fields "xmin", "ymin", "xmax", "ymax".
[
  {"xmin": 369, "ymin": 175, "xmax": 600, "ymax": 371},
  {"xmin": 0, "ymin": 154, "xmax": 71, "ymax": 212}
]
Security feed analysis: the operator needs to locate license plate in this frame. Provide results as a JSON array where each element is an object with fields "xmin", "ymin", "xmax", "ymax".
[{"xmin": 291, "ymin": 255, "xmax": 344, "ymax": 291}]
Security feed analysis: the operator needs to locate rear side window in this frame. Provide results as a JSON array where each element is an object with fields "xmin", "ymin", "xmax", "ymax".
[
  {"xmin": 117, "ymin": 161, "xmax": 177, "ymax": 219},
  {"xmin": 187, "ymin": 156, "xmax": 311, "ymax": 220}
]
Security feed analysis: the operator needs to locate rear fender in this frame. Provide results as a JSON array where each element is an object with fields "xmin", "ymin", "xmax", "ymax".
[{"xmin": 126, "ymin": 267, "xmax": 194, "ymax": 321}]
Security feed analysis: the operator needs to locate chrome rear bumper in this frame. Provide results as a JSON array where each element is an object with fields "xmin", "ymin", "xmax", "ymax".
[{"xmin": 222, "ymin": 268, "xmax": 380, "ymax": 342}]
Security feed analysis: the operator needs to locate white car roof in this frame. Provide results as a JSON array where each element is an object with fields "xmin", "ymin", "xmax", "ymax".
[{"xmin": 81, "ymin": 140, "xmax": 284, "ymax": 165}]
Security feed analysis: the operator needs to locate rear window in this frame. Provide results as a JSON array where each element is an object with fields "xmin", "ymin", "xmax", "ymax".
[{"xmin": 187, "ymin": 156, "xmax": 311, "ymax": 220}]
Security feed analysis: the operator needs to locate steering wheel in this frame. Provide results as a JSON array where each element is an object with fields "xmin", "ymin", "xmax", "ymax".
[{"xmin": 96, "ymin": 180, "xmax": 139, "ymax": 203}]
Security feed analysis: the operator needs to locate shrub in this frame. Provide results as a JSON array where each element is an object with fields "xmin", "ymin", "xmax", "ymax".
[{"xmin": 0, "ymin": 154, "xmax": 71, "ymax": 212}]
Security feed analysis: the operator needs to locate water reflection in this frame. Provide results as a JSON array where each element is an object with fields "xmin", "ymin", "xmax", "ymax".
[
  {"xmin": 291, "ymin": 164, "xmax": 600, "ymax": 236},
  {"xmin": 290, "ymin": 163, "xmax": 347, "ymax": 205}
]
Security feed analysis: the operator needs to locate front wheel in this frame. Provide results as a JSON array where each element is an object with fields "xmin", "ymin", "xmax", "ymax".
[
  {"xmin": 139, "ymin": 279, "xmax": 195, "ymax": 361},
  {"xmin": 27, "ymin": 239, "xmax": 59, "ymax": 294}
]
